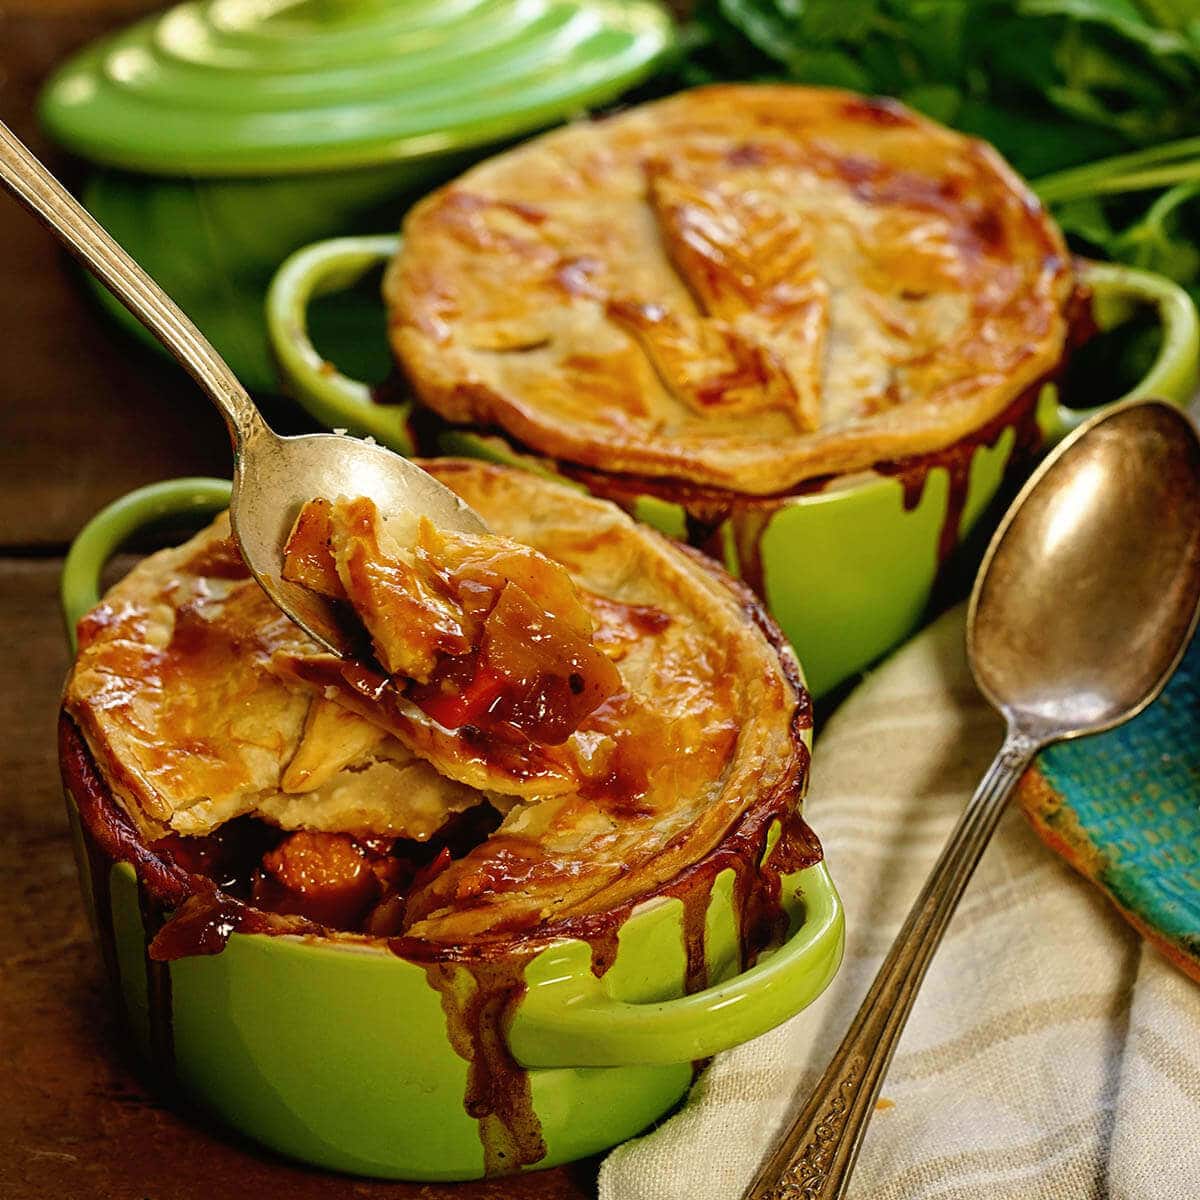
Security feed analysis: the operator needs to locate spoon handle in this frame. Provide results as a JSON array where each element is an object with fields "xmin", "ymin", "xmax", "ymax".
[
  {"xmin": 0, "ymin": 121, "xmax": 266, "ymax": 449},
  {"xmin": 743, "ymin": 727, "xmax": 1040, "ymax": 1200}
]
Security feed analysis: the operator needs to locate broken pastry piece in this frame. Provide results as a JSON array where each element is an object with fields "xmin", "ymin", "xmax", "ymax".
[
  {"xmin": 61, "ymin": 511, "xmax": 484, "ymax": 847},
  {"xmin": 281, "ymin": 495, "xmax": 621, "ymax": 746}
]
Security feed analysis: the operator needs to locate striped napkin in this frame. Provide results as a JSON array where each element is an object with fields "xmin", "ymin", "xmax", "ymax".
[{"xmin": 600, "ymin": 605, "xmax": 1200, "ymax": 1199}]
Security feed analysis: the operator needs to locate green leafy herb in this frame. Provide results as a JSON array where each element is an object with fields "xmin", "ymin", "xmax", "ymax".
[{"xmin": 680, "ymin": 0, "xmax": 1200, "ymax": 300}]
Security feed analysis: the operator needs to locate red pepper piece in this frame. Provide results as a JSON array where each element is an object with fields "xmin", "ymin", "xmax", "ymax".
[{"xmin": 414, "ymin": 664, "xmax": 507, "ymax": 729}]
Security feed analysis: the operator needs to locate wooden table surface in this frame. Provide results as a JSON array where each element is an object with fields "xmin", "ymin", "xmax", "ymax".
[{"xmin": 0, "ymin": 5, "xmax": 597, "ymax": 1195}]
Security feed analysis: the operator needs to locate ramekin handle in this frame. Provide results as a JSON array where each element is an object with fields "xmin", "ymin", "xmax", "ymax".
[
  {"xmin": 1047, "ymin": 261, "xmax": 1200, "ymax": 442},
  {"xmin": 509, "ymin": 862, "xmax": 844, "ymax": 1069},
  {"xmin": 61, "ymin": 478, "xmax": 232, "ymax": 649},
  {"xmin": 266, "ymin": 234, "xmax": 411, "ymax": 450}
]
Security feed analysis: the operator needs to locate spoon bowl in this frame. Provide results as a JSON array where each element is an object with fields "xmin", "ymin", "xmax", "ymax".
[{"xmin": 968, "ymin": 399, "xmax": 1200, "ymax": 741}]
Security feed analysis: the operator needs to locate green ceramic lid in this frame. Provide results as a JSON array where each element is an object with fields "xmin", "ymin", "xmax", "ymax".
[{"xmin": 40, "ymin": 0, "xmax": 674, "ymax": 176}]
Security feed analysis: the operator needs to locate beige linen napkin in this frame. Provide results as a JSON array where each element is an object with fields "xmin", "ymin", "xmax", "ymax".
[{"xmin": 599, "ymin": 606, "xmax": 1200, "ymax": 1199}]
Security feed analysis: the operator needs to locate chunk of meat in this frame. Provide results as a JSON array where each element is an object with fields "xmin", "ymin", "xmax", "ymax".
[
  {"xmin": 410, "ymin": 580, "xmax": 621, "ymax": 746},
  {"xmin": 329, "ymin": 498, "xmax": 473, "ymax": 681},
  {"xmin": 281, "ymin": 497, "xmax": 344, "ymax": 598},
  {"xmin": 253, "ymin": 831, "xmax": 381, "ymax": 929}
]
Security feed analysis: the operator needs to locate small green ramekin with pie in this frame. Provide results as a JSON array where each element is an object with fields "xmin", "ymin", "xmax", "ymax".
[
  {"xmin": 267, "ymin": 85, "xmax": 1200, "ymax": 698},
  {"xmin": 59, "ymin": 465, "xmax": 843, "ymax": 1181}
]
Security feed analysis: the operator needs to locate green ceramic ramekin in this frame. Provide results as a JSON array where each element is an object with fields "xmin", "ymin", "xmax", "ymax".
[
  {"xmin": 266, "ymin": 243, "xmax": 1200, "ymax": 697},
  {"xmin": 58, "ymin": 477, "xmax": 844, "ymax": 1181}
]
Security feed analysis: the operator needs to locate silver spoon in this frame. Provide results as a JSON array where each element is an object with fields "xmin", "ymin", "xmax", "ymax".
[
  {"xmin": 0, "ymin": 121, "xmax": 486, "ymax": 655},
  {"xmin": 745, "ymin": 398, "xmax": 1200, "ymax": 1200}
]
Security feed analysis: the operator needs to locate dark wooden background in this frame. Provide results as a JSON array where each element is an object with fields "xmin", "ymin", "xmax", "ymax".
[{"xmin": 0, "ymin": 3, "xmax": 594, "ymax": 1195}]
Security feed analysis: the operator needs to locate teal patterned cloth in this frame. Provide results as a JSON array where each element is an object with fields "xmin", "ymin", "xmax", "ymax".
[{"xmin": 1038, "ymin": 631, "xmax": 1200, "ymax": 964}]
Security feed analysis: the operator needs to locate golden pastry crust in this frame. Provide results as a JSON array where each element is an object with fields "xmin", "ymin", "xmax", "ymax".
[
  {"xmin": 63, "ymin": 515, "xmax": 480, "ymax": 842},
  {"xmin": 395, "ymin": 462, "xmax": 804, "ymax": 940},
  {"xmin": 64, "ymin": 462, "xmax": 810, "ymax": 939},
  {"xmin": 389, "ymin": 85, "xmax": 1073, "ymax": 494}
]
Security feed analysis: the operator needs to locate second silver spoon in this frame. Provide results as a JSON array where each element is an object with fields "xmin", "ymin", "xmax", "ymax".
[{"xmin": 744, "ymin": 398, "xmax": 1200, "ymax": 1200}]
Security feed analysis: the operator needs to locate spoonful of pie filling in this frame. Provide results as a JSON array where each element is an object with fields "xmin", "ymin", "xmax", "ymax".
[{"xmin": 281, "ymin": 496, "xmax": 621, "ymax": 747}]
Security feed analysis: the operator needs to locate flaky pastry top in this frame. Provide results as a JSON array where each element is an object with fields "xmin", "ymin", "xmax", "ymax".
[
  {"xmin": 64, "ymin": 461, "xmax": 811, "ymax": 940},
  {"xmin": 389, "ymin": 85, "xmax": 1073, "ymax": 494}
]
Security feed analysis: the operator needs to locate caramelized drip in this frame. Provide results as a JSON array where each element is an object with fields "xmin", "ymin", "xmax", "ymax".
[
  {"xmin": 136, "ymin": 882, "xmax": 175, "ymax": 1078},
  {"xmin": 148, "ymin": 890, "xmax": 259, "ymax": 960},
  {"xmin": 556, "ymin": 375, "xmax": 1052, "ymax": 604},
  {"xmin": 876, "ymin": 373, "xmax": 1046, "ymax": 565},
  {"xmin": 586, "ymin": 923, "xmax": 622, "ymax": 979},
  {"xmin": 81, "ymin": 828, "xmax": 125, "ymax": 1034},
  {"xmin": 671, "ymin": 872, "xmax": 712, "ymax": 995},
  {"xmin": 417, "ymin": 957, "xmax": 546, "ymax": 1176}
]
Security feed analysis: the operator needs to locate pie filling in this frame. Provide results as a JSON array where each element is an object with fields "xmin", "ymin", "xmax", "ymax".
[{"xmin": 64, "ymin": 461, "xmax": 816, "ymax": 949}]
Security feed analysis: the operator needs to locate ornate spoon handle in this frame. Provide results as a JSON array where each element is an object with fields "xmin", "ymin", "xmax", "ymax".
[
  {"xmin": 743, "ymin": 728, "xmax": 1039, "ymax": 1200},
  {"xmin": 0, "ymin": 119, "xmax": 264, "ymax": 449}
]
